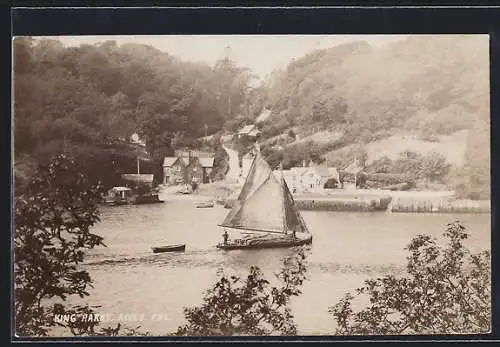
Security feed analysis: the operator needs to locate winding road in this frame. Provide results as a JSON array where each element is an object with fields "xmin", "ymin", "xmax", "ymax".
[{"xmin": 223, "ymin": 144, "xmax": 241, "ymax": 181}]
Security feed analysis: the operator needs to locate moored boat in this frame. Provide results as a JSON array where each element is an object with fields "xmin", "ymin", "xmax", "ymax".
[
  {"xmin": 216, "ymin": 146, "xmax": 312, "ymax": 251},
  {"xmin": 133, "ymin": 193, "xmax": 164, "ymax": 205},
  {"xmin": 152, "ymin": 244, "xmax": 186, "ymax": 253},
  {"xmin": 104, "ymin": 186, "xmax": 134, "ymax": 206},
  {"xmin": 194, "ymin": 201, "xmax": 215, "ymax": 208}
]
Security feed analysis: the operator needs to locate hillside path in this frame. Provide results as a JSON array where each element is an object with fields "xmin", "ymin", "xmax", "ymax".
[{"xmin": 223, "ymin": 144, "xmax": 241, "ymax": 181}]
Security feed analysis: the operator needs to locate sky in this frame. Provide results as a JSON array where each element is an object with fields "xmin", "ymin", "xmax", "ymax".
[{"xmin": 52, "ymin": 35, "xmax": 408, "ymax": 80}]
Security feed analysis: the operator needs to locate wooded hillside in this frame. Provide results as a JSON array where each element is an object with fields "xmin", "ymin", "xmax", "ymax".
[
  {"xmin": 13, "ymin": 38, "xmax": 251, "ymax": 190},
  {"xmin": 253, "ymin": 35, "xmax": 489, "ymax": 198}
]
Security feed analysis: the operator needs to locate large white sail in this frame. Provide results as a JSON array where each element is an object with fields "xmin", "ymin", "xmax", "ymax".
[{"xmin": 220, "ymin": 151, "xmax": 309, "ymax": 235}]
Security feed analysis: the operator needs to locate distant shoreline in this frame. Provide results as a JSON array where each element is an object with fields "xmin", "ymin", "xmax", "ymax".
[{"xmin": 189, "ymin": 182, "xmax": 490, "ymax": 214}]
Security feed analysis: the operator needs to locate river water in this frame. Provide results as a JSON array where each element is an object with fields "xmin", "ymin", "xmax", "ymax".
[{"xmin": 77, "ymin": 198, "xmax": 490, "ymax": 336}]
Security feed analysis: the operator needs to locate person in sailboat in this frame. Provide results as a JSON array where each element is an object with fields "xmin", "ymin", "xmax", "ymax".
[
  {"xmin": 222, "ymin": 229, "xmax": 229, "ymax": 246},
  {"xmin": 216, "ymin": 143, "xmax": 312, "ymax": 250}
]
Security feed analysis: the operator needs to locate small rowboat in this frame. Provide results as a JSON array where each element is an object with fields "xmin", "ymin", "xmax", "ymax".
[
  {"xmin": 194, "ymin": 201, "xmax": 215, "ymax": 208},
  {"xmin": 152, "ymin": 244, "xmax": 186, "ymax": 253}
]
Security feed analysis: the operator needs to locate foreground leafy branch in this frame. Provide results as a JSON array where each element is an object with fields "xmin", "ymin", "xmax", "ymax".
[
  {"xmin": 14, "ymin": 154, "xmax": 149, "ymax": 337},
  {"xmin": 176, "ymin": 249, "xmax": 308, "ymax": 336},
  {"xmin": 329, "ymin": 221, "xmax": 490, "ymax": 335}
]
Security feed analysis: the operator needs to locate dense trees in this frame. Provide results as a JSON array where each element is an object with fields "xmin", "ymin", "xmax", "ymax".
[
  {"xmin": 13, "ymin": 37, "xmax": 250, "ymax": 188},
  {"xmin": 252, "ymin": 36, "xmax": 489, "ymax": 197}
]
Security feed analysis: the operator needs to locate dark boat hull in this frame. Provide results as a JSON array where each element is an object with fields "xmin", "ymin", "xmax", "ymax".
[
  {"xmin": 152, "ymin": 244, "xmax": 186, "ymax": 253},
  {"xmin": 216, "ymin": 234, "xmax": 312, "ymax": 251},
  {"xmin": 133, "ymin": 200, "xmax": 164, "ymax": 205},
  {"xmin": 104, "ymin": 200, "xmax": 130, "ymax": 206},
  {"xmin": 195, "ymin": 202, "xmax": 214, "ymax": 208}
]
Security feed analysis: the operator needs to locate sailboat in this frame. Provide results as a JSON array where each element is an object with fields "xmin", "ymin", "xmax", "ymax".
[{"xmin": 216, "ymin": 147, "xmax": 312, "ymax": 251}]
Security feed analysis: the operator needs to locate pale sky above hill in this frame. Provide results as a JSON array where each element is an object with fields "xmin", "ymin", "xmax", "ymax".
[{"xmin": 51, "ymin": 35, "xmax": 408, "ymax": 81}]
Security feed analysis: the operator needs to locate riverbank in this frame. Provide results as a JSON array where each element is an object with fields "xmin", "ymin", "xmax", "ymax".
[
  {"xmin": 159, "ymin": 183, "xmax": 490, "ymax": 214},
  {"xmin": 390, "ymin": 197, "xmax": 490, "ymax": 213}
]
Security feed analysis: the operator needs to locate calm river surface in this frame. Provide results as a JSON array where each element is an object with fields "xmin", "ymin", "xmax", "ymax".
[{"xmin": 78, "ymin": 197, "xmax": 490, "ymax": 336}]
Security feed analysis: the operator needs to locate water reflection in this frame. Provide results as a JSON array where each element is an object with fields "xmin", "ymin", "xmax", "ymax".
[{"xmin": 77, "ymin": 200, "xmax": 490, "ymax": 335}]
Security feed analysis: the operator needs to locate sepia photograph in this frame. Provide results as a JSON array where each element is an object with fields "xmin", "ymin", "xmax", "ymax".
[{"xmin": 13, "ymin": 34, "xmax": 491, "ymax": 337}]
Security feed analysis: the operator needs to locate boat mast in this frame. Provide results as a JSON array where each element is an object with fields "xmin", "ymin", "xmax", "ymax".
[
  {"xmin": 353, "ymin": 156, "xmax": 357, "ymax": 189},
  {"xmin": 280, "ymin": 162, "xmax": 287, "ymax": 234}
]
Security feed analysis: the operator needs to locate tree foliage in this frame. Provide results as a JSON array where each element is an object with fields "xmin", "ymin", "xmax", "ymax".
[
  {"xmin": 330, "ymin": 221, "xmax": 490, "ymax": 335},
  {"xmin": 13, "ymin": 37, "xmax": 251, "ymax": 188},
  {"xmin": 255, "ymin": 36, "xmax": 489, "ymax": 197},
  {"xmin": 176, "ymin": 249, "xmax": 308, "ymax": 336},
  {"xmin": 14, "ymin": 154, "xmax": 105, "ymax": 336}
]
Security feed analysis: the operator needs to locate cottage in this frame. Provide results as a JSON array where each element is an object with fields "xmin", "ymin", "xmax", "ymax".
[
  {"xmin": 163, "ymin": 150, "xmax": 215, "ymax": 185},
  {"xmin": 199, "ymin": 157, "xmax": 215, "ymax": 183},
  {"xmin": 185, "ymin": 157, "xmax": 204, "ymax": 184},
  {"xmin": 272, "ymin": 163, "xmax": 339, "ymax": 193},
  {"xmin": 310, "ymin": 164, "xmax": 340, "ymax": 188},
  {"xmin": 272, "ymin": 167, "xmax": 307, "ymax": 194},
  {"xmin": 238, "ymin": 124, "xmax": 261, "ymax": 139},
  {"xmin": 300, "ymin": 167, "xmax": 323, "ymax": 191},
  {"xmin": 163, "ymin": 157, "xmax": 186, "ymax": 185}
]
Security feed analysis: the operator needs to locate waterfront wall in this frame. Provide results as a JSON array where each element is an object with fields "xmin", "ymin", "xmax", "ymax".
[
  {"xmin": 222, "ymin": 196, "xmax": 392, "ymax": 212},
  {"xmin": 220, "ymin": 195, "xmax": 490, "ymax": 213},
  {"xmin": 212, "ymin": 185, "xmax": 490, "ymax": 214},
  {"xmin": 390, "ymin": 198, "xmax": 490, "ymax": 214},
  {"xmin": 295, "ymin": 197, "xmax": 392, "ymax": 212}
]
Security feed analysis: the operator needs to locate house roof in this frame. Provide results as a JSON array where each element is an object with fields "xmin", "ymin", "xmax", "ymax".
[
  {"xmin": 256, "ymin": 109, "xmax": 272, "ymax": 123},
  {"xmin": 248, "ymin": 129, "xmax": 261, "ymax": 137},
  {"xmin": 111, "ymin": 186, "xmax": 131, "ymax": 192},
  {"xmin": 199, "ymin": 157, "xmax": 215, "ymax": 168},
  {"xmin": 121, "ymin": 174, "xmax": 154, "ymax": 183},
  {"xmin": 309, "ymin": 165, "xmax": 339, "ymax": 178},
  {"xmin": 238, "ymin": 124, "xmax": 256, "ymax": 134},
  {"xmin": 163, "ymin": 157, "xmax": 180, "ymax": 167}
]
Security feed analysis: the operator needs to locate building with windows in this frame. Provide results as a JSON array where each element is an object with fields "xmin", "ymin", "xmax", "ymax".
[
  {"xmin": 272, "ymin": 163, "xmax": 340, "ymax": 194},
  {"xmin": 163, "ymin": 157, "xmax": 187, "ymax": 185},
  {"xmin": 238, "ymin": 124, "xmax": 261, "ymax": 139},
  {"xmin": 163, "ymin": 150, "xmax": 215, "ymax": 185}
]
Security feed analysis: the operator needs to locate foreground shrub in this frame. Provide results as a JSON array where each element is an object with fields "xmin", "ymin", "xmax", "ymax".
[
  {"xmin": 176, "ymin": 249, "xmax": 308, "ymax": 336},
  {"xmin": 330, "ymin": 221, "xmax": 490, "ymax": 335}
]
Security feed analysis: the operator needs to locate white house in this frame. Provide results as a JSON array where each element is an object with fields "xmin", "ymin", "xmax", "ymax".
[
  {"xmin": 300, "ymin": 167, "xmax": 323, "ymax": 191},
  {"xmin": 272, "ymin": 163, "xmax": 339, "ymax": 193}
]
